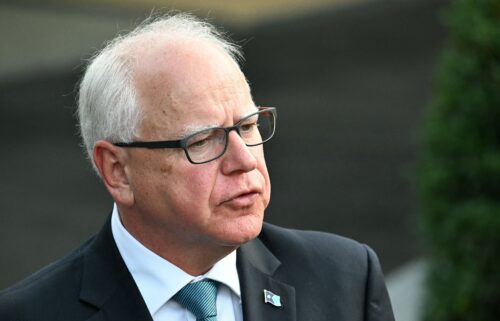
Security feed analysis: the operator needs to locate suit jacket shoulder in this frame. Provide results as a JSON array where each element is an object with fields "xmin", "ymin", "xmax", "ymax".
[
  {"xmin": 260, "ymin": 223, "xmax": 371, "ymax": 274},
  {"xmin": 0, "ymin": 237, "xmax": 93, "ymax": 320},
  {"xmin": 236, "ymin": 223, "xmax": 395, "ymax": 321},
  {"xmin": 0, "ymin": 219, "xmax": 151, "ymax": 321}
]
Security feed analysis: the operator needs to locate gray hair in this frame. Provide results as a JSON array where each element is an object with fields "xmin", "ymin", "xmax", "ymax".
[{"xmin": 77, "ymin": 13, "xmax": 243, "ymax": 172}]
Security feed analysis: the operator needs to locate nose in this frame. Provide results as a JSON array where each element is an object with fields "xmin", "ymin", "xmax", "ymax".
[{"xmin": 220, "ymin": 130, "xmax": 258, "ymax": 175}]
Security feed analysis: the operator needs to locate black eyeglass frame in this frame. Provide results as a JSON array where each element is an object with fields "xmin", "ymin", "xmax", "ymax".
[{"xmin": 113, "ymin": 106, "xmax": 276, "ymax": 164}]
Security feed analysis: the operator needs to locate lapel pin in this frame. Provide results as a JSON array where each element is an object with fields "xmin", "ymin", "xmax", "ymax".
[{"xmin": 263, "ymin": 289, "xmax": 282, "ymax": 307}]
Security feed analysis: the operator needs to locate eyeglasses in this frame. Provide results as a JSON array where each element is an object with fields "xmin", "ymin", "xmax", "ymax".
[{"xmin": 114, "ymin": 107, "xmax": 276, "ymax": 164}]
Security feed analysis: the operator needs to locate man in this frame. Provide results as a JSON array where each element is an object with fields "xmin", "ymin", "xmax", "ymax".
[{"xmin": 0, "ymin": 13, "xmax": 394, "ymax": 321}]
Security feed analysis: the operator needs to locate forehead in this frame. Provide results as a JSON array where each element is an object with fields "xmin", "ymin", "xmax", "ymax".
[{"xmin": 131, "ymin": 36, "xmax": 254, "ymax": 137}]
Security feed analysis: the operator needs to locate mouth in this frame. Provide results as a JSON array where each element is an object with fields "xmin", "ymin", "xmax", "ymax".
[{"xmin": 221, "ymin": 189, "xmax": 261, "ymax": 208}]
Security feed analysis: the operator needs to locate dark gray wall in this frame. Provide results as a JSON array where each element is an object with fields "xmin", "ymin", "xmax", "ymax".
[{"xmin": 0, "ymin": 0, "xmax": 447, "ymax": 289}]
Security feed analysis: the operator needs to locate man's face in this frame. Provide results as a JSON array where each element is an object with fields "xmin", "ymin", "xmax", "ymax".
[{"xmin": 121, "ymin": 38, "xmax": 271, "ymax": 253}]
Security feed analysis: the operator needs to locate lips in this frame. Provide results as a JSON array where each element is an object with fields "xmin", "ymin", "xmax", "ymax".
[{"xmin": 221, "ymin": 188, "xmax": 261, "ymax": 208}]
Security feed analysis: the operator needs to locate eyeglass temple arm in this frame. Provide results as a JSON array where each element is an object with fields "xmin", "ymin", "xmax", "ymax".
[{"xmin": 113, "ymin": 140, "xmax": 182, "ymax": 149}]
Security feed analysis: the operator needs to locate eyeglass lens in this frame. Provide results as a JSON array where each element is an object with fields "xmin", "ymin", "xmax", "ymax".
[{"xmin": 185, "ymin": 109, "xmax": 275, "ymax": 163}]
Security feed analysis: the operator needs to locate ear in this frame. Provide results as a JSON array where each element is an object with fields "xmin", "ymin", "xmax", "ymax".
[{"xmin": 93, "ymin": 140, "xmax": 135, "ymax": 206}]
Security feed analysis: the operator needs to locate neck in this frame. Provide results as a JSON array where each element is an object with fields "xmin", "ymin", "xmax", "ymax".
[
  {"xmin": 141, "ymin": 233, "xmax": 236, "ymax": 276},
  {"xmin": 118, "ymin": 209, "xmax": 236, "ymax": 276}
]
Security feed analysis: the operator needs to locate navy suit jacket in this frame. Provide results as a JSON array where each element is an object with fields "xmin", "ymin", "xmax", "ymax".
[{"xmin": 0, "ymin": 220, "xmax": 394, "ymax": 321}]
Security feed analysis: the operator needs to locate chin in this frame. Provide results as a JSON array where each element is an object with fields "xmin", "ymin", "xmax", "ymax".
[{"xmin": 216, "ymin": 214, "xmax": 264, "ymax": 247}]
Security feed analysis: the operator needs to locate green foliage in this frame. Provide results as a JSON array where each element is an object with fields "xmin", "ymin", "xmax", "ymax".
[{"xmin": 418, "ymin": 0, "xmax": 500, "ymax": 320}]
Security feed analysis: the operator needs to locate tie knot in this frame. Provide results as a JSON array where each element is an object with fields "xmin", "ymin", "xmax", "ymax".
[{"xmin": 172, "ymin": 279, "xmax": 219, "ymax": 321}]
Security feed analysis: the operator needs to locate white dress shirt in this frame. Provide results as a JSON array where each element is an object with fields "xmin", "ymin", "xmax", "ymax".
[{"xmin": 111, "ymin": 204, "xmax": 243, "ymax": 321}]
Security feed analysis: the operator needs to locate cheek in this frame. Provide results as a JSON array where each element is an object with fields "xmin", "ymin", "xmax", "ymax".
[
  {"xmin": 256, "ymin": 151, "xmax": 271, "ymax": 197},
  {"xmin": 172, "ymin": 165, "xmax": 219, "ymax": 209},
  {"xmin": 159, "ymin": 163, "xmax": 173, "ymax": 174},
  {"xmin": 260, "ymin": 165, "xmax": 271, "ymax": 207}
]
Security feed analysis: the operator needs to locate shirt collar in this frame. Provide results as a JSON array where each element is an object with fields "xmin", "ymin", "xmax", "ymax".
[{"xmin": 110, "ymin": 204, "xmax": 241, "ymax": 315}]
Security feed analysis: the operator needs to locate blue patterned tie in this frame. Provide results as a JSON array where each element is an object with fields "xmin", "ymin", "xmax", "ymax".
[{"xmin": 172, "ymin": 279, "xmax": 219, "ymax": 321}]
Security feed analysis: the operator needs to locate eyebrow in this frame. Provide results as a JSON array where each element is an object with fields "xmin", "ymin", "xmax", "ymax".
[
  {"xmin": 175, "ymin": 106, "xmax": 259, "ymax": 138},
  {"xmin": 175, "ymin": 124, "xmax": 220, "ymax": 138}
]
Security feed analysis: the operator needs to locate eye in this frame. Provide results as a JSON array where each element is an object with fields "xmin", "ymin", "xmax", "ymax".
[
  {"xmin": 187, "ymin": 131, "xmax": 214, "ymax": 150},
  {"xmin": 188, "ymin": 137, "xmax": 209, "ymax": 149},
  {"xmin": 186, "ymin": 128, "xmax": 225, "ymax": 151},
  {"xmin": 240, "ymin": 121, "xmax": 258, "ymax": 132}
]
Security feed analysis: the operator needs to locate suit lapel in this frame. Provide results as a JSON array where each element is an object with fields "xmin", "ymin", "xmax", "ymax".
[
  {"xmin": 237, "ymin": 237, "xmax": 296, "ymax": 321},
  {"xmin": 79, "ymin": 219, "xmax": 153, "ymax": 321}
]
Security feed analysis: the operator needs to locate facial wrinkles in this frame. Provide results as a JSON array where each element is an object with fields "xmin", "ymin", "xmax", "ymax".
[
  {"xmin": 135, "ymin": 37, "xmax": 265, "ymax": 187},
  {"xmin": 167, "ymin": 78, "xmax": 253, "ymax": 143},
  {"xmin": 136, "ymin": 36, "xmax": 253, "ymax": 138}
]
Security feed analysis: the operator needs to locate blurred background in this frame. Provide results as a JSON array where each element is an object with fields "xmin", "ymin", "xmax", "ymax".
[{"xmin": 1, "ymin": 0, "xmax": 449, "ymax": 318}]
